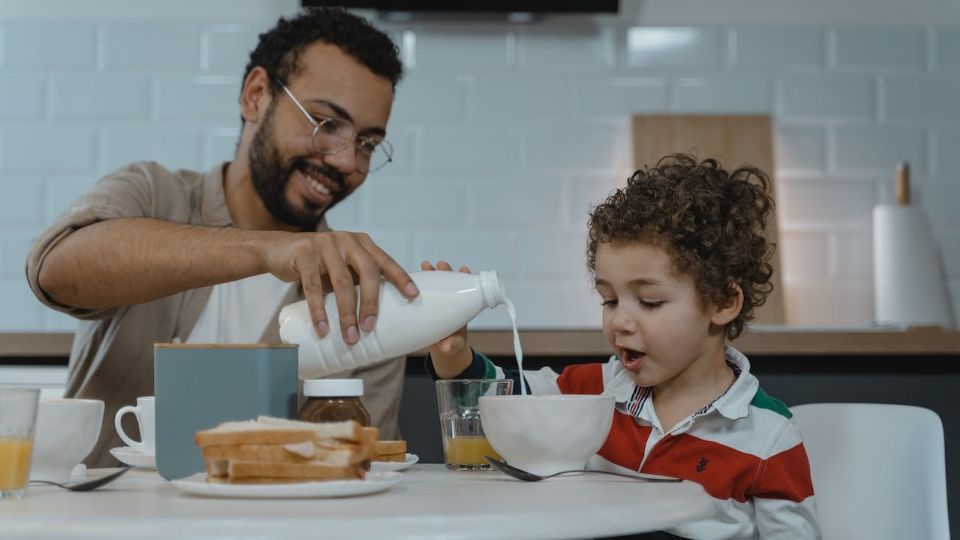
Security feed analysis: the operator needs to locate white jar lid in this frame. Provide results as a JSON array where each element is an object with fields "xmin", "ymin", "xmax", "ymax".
[{"xmin": 303, "ymin": 379, "xmax": 364, "ymax": 397}]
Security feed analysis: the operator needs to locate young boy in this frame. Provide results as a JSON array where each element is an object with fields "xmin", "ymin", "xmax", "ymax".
[{"xmin": 426, "ymin": 154, "xmax": 821, "ymax": 539}]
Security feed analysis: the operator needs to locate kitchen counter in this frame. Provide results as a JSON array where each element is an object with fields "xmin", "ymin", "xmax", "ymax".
[{"xmin": 3, "ymin": 327, "xmax": 959, "ymax": 358}]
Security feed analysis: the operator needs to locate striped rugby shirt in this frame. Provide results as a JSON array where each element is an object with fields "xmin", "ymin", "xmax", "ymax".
[{"xmin": 443, "ymin": 346, "xmax": 821, "ymax": 539}]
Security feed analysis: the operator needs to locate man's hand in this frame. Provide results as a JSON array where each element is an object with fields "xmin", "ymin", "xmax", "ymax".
[
  {"xmin": 264, "ymin": 230, "xmax": 419, "ymax": 344},
  {"xmin": 421, "ymin": 260, "xmax": 473, "ymax": 378}
]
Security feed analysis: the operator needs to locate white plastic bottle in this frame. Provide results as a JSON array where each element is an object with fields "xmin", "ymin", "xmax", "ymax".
[{"xmin": 279, "ymin": 271, "xmax": 506, "ymax": 378}]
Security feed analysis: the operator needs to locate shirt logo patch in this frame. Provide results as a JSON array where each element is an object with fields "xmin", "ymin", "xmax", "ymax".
[{"xmin": 696, "ymin": 457, "xmax": 709, "ymax": 473}]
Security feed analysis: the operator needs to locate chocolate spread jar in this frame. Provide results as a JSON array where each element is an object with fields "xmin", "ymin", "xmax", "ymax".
[{"xmin": 297, "ymin": 379, "xmax": 370, "ymax": 426}]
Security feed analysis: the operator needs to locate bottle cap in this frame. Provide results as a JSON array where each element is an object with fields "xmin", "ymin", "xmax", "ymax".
[{"xmin": 303, "ymin": 378, "xmax": 364, "ymax": 397}]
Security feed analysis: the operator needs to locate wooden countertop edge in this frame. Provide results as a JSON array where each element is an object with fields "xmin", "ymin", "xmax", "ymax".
[{"xmin": 2, "ymin": 329, "xmax": 960, "ymax": 357}]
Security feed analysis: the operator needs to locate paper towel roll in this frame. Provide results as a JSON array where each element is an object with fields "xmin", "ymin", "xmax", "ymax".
[{"xmin": 873, "ymin": 205, "xmax": 955, "ymax": 328}]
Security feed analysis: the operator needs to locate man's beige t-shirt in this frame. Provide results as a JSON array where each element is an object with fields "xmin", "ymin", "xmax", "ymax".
[{"xmin": 25, "ymin": 161, "xmax": 405, "ymax": 467}]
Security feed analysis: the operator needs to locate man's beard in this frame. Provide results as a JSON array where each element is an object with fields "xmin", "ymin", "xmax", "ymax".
[{"xmin": 248, "ymin": 104, "xmax": 348, "ymax": 231}]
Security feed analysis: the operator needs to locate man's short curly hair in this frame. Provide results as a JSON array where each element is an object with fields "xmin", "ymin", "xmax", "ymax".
[
  {"xmin": 587, "ymin": 154, "xmax": 776, "ymax": 339},
  {"xmin": 242, "ymin": 7, "xmax": 403, "ymax": 102}
]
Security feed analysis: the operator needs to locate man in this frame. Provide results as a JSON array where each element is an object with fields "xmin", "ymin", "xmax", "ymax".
[{"xmin": 25, "ymin": 8, "xmax": 417, "ymax": 466}]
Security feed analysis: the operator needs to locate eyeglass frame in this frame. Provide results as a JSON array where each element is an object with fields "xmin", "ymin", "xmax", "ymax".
[{"xmin": 270, "ymin": 75, "xmax": 393, "ymax": 173}]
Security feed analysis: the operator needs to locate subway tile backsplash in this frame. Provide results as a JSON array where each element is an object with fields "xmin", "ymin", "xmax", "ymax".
[{"xmin": 0, "ymin": 16, "xmax": 958, "ymax": 330}]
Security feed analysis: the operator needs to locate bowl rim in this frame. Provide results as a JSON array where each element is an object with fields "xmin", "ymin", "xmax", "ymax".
[
  {"xmin": 479, "ymin": 394, "xmax": 614, "ymax": 402},
  {"xmin": 39, "ymin": 398, "xmax": 105, "ymax": 406}
]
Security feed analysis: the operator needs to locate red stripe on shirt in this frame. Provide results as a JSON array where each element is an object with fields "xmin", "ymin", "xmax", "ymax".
[
  {"xmin": 596, "ymin": 411, "xmax": 651, "ymax": 471},
  {"xmin": 642, "ymin": 433, "xmax": 761, "ymax": 502},
  {"xmin": 749, "ymin": 442, "xmax": 815, "ymax": 503},
  {"xmin": 556, "ymin": 363, "xmax": 605, "ymax": 395}
]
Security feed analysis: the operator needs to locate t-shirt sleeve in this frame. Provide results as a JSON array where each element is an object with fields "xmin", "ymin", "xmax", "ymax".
[{"xmin": 25, "ymin": 162, "xmax": 158, "ymax": 320}]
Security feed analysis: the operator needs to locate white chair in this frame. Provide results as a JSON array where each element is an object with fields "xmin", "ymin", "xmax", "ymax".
[{"xmin": 791, "ymin": 403, "xmax": 950, "ymax": 540}]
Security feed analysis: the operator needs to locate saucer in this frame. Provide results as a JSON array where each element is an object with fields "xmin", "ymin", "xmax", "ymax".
[
  {"xmin": 370, "ymin": 453, "xmax": 419, "ymax": 473},
  {"xmin": 109, "ymin": 446, "xmax": 156, "ymax": 469}
]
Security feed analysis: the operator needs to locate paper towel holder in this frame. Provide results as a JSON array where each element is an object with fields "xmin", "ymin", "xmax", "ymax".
[
  {"xmin": 895, "ymin": 161, "xmax": 910, "ymax": 206},
  {"xmin": 873, "ymin": 159, "xmax": 956, "ymax": 329}
]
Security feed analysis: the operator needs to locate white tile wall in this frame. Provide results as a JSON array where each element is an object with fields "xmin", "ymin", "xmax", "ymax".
[
  {"xmin": 2, "ymin": 22, "xmax": 96, "ymax": 68},
  {"xmin": 671, "ymin": 73, "xmax": 773, "ymax": 113},
  {"xmin": 778, "ymin": 75, "xmax": 876, "ymax": 121},
  {"xmin": 50, "ymin": 74, "xmax": 151, "ymax": 121},
  {"xmin": 833, "ymin": 27, "xmax": 927, "ymax": 72},
  {"xmin": 0, "ymin": 10, "xmax": 957, "ymax": 331},
  {"xmin": 100, "ymin": 23, "xmax": 201, "ymax": 70},
  {"xmin": 0, "ymin": 73, "xmax": 45, "ymax": 120},
  {"xmin": 732, "ymin": 27, "xmax": 824, "ymax": 70},
  {"xmin": 884, "ymin": 75, "xmax": 960, "ymax": 125},
  {"xmin": 934, "ymin": 27, "xmax": 960, "ymax": 72}
]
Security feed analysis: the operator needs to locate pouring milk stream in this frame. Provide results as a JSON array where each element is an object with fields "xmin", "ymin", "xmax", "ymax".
[{"xmin": 279, "ymin": 270, "xmax": 528, "ymax": 395}]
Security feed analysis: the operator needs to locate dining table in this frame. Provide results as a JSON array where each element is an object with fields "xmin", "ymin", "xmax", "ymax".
[{"xmin": 2, "ymin": 464, "xmax": 716, "ymax": 540}]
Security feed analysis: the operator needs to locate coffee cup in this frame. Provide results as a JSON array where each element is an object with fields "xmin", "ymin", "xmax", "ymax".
[
  {"xmin": 31, "ymin": 398, "xmax": 104, "ymax": 483},
  {"xmin": 115, "ymin": 396, "xmax": 155, "ymax": 455}
]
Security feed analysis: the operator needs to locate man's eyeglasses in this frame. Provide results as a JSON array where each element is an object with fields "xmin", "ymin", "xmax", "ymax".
[{"xmin": 272, "ymin": 76, "xmax": 393, "ymax": 173}]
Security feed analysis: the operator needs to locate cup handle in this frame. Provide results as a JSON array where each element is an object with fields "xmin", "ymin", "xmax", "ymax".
[{"xmin": 115, "ymin": 405, "xmax": 147, "ymax": 453}]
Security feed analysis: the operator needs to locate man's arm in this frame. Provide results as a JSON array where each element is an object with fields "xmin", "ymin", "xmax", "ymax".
[
  {"xmin": 39, "ymin": 218, "xmax": 274, "ymax": 309},
  {"xmin": 37, "ymin": 217, "xmax": 418, "ymax": 344}
]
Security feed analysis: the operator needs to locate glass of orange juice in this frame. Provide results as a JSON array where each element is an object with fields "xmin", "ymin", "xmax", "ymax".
[
  {"xmin": 0, "ymin": 387, "xmax": 40, "ymax": 499},
  {"xmin": 435, "ymin": 379, "xmax": 513, "ymax": 471}
]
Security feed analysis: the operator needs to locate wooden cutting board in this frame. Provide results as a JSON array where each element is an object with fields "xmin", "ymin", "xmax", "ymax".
[{"xmin": 631, "ymin": 115, "xmax": 785, "ymax": 324}]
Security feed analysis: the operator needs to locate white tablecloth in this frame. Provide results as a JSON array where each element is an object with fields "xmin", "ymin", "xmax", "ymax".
[{"xmin": 2, "ymin": 464, "xmax": 716, "ymax": 540}]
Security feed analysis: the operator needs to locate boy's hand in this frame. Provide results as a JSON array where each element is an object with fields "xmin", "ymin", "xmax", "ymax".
[{"xmin": 421, "ymin": 260, "xmax": 474, "ymax": 378}]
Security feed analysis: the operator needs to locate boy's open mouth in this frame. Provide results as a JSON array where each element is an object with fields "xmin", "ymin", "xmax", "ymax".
[{"xmin": 619, "ymin": 347, "xmax": 646, "ymax": 371}]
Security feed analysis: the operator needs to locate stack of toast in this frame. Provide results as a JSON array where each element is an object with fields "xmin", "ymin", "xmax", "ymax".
[
  {"xmin": 371, "ymin": 439, "xmax": 407, "ymax": 463},
  {"xmin": 195, "ymin": 416, "xmax": 378, "ymax": 483}
]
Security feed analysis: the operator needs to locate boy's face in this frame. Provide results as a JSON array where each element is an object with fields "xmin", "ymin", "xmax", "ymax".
[{"xmin": 594, "ymin": 241, "xmax": 725, "ymax": 389}]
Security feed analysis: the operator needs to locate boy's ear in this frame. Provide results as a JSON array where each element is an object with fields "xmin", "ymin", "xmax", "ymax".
[
  {"xmin": 240, "ymin": 66, "xmax": 272, "ymax": 124},
  {"xmin": 711, "ymin": 282, "xmax": 744, "ymax": 326}
]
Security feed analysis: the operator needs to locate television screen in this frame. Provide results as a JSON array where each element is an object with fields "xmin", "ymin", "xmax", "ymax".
[{"xmin": 302, "ymin": 1, "xmax": 618, "ymax": 13}]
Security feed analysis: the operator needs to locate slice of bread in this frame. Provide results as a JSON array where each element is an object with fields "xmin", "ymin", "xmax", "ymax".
[
  {"xmin": 195, "ymin": 417, "xmax": 363, "ymax": 447},
  {"xmin": 227, "ymin": 460, "xmax": 364, "ymax": 482},
  {"xmin": 202, "ymin": 442, "xmax": 366, "ymax": 466},
  {"xmin": 373, "ymin": 440, "xmax": 407, "ymax": 456},
  {"xmin": 372, "ymin": 452, "xmax": 406, "ymax": 463},
  {"xmin": 361, "ymin": 426, "xmax": 380, "ymax": 446},
  {"xmin": 256, "ymin": 415, "xmax": 365, "ymax": 442},
  {"xmin": 206, "ymin": 460, "xmax": 229, "ymax": 478}
]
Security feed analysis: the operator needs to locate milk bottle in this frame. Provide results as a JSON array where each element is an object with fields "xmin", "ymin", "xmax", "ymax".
[{"xmin": 280, "ymin": 270, "xmax": 522, "ymax": 383}]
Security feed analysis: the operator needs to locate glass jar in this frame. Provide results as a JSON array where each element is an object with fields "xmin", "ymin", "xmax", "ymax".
[{"xmin": 297, "ymin": 379, "xmax": 370, "ymax": 426}]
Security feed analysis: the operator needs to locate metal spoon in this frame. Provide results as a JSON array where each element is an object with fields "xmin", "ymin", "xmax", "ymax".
[
  {"xmin": 29, "ymin": 467, "xmax": 132, "ymax": 492},
  {"xmin": 484, "ymin": 456, "xmax": 680, "ymax": 483}
]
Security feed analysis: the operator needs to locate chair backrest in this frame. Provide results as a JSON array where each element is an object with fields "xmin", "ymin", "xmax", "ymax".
[{"xmin": 791, "ymin": 403, "xmax": 950, "ymax": 540}]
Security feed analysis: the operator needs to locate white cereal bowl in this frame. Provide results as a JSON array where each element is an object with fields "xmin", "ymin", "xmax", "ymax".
[
  {"xmin": 479, "ymin": 394, "xmax": 615, "ymax": 477},
  {"xmin": 30, "ymin": 398, "xmax": 104, "ymax": 483}
]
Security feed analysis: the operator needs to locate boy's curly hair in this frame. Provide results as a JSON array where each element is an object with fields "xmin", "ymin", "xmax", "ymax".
[
  {"xmin": 587, "ymin": 154, "xmax": 775, "ymax": 339},
  {"xmin": 242, "ymin": 7, "xmax": 403, "ymax": 104}
]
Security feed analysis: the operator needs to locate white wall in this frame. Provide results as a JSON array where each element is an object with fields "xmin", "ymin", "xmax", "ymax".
[{"xmin": 0, "ymin": 0, "xmax": 957, "ymax": 331}]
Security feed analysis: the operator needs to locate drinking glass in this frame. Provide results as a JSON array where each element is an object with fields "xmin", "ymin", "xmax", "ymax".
[
  {"xmin": 435, "ymin": 379, "xmax": 513, "ymax": 471},
  {"xmin": 0, "ymin": 387, "xmax": 40, "ymax": 499}
]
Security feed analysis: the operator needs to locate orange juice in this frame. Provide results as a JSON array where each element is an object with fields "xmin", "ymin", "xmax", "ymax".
[
  {"xmin": 0, "ymin": 437, "xmax": 33, "ymax": 491},
  {"xmin": 444, "ymin": 436, "xmax": 500, "ymax": 466}
]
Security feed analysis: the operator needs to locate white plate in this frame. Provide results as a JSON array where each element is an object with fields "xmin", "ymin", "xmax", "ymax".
[
  {"xmin": 171, "ymin": 471, "xmax": 402, "ymax": 499},
  {"xmin": 370, "ymin": 453, "xmax": 419, "ymax": 472},
  {"xmin": 109, "ymin": 446, "xmax": 156, "ymax": 469}
]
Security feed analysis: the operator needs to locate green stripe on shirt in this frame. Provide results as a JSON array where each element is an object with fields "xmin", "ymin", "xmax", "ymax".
[
  {"xmin": 750, "ymin": 387, "xmax": 792, "ymax": 418},
  {"xmin": 475, "ymin": 351, "xmax": 497, "ymax": 379}
]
